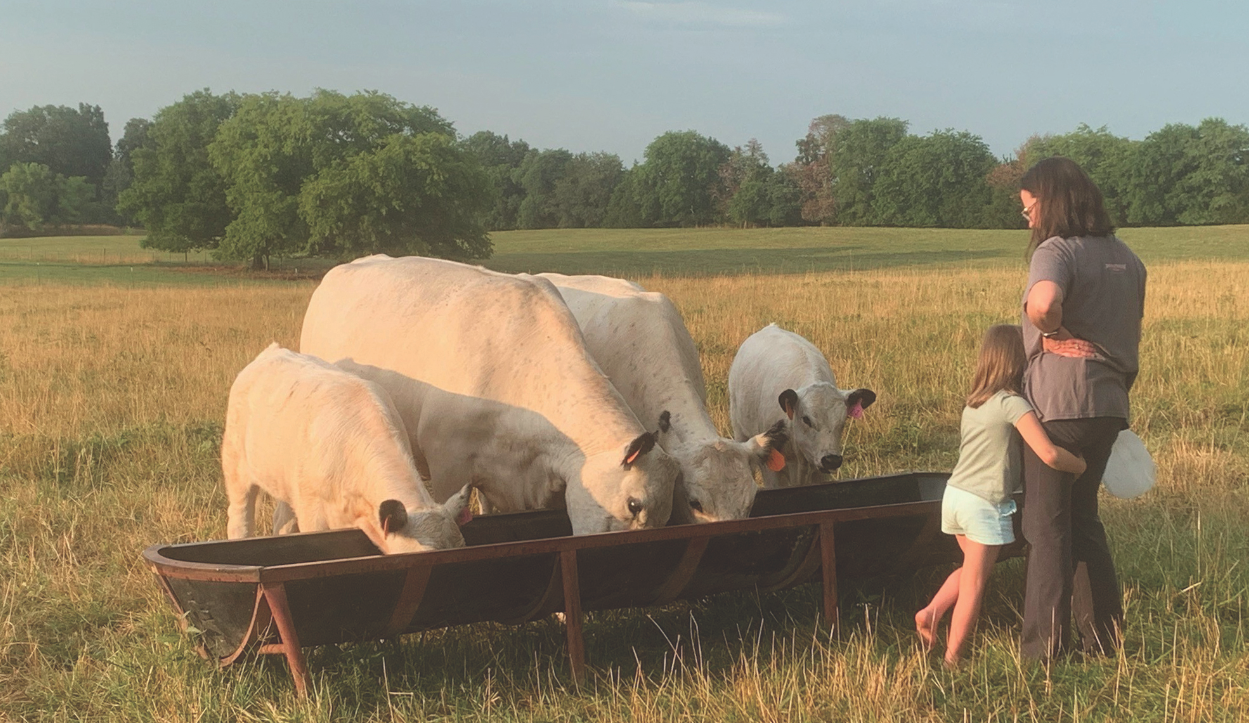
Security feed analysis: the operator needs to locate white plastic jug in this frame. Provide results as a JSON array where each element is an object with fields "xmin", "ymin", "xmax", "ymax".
[{"xmin": 1102, "ymin": 430, "xmax": 1155, "ymax": 499}]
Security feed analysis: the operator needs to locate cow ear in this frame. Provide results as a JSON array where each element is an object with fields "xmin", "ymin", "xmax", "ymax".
[
  {"xmin": 657, "ymin": 410, "xmax": 672, "ymax": 434},
  {"xmin": 761, "ymin": 419, "xmax": 788, "ymax": 454},
  {"xmin": 622, "ymin": 431, "xmax": 657, "ymax": 468},
  {"xmin": 778, "ymin": 389, "xmax": 798, "ymax": 420},
  {"xmin": 443, "ymin": 484, "xmax": 474, "ymax": 527},
  {"xmin": 845, "ymin": 389, "xmax": 877, "ymax": 410},
  {"xmin": 378, "ymin": 499, "xmax": 408, "ymax": 536}
]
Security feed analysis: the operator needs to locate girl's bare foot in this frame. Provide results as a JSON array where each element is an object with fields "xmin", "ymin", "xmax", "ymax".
[
  {"xmin": 943, "ymin": 654, "xmax": 962, "ymax": 670},
  {"xmin": 915, "ymin": 609, "xmax": 937, "ymax": 650}
]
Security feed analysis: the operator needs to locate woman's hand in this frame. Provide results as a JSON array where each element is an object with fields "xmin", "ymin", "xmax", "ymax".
[
  {"xmin": 1072, "ymin": 454, "xmax": 1087, "ymax": 478},
  {"xmin": 1042, "ymin": 329, "xmax": 1099, "ymax": 359}
]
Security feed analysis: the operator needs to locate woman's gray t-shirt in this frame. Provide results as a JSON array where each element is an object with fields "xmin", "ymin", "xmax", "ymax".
[
  {"xmin": 948, "ymin": 391, "xmax": 1034, "ymax": 504},
  {"xmin": 1022, "ymin": 235, "xmax": 1146, "ymax": 423}
]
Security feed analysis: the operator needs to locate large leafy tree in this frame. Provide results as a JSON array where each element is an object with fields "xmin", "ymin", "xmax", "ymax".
[
  {"xmin": 208, "ymin": 92, "xmax": 310, "ymax": 267},
  {"xmin": 828, "ymin": 117, "xmax": 909, "ymax": 226},
  {"xmin": 1126, "ymin": 118, "xmax": 1249, "ymax": 226},
  {"xmin": 0, "ymin": 162, "xmax": 93, "ymax": 231},
  {"xmin": 461, "ymin": 131, "xmax": 530, "ymax": 230},
  {"xmin": 515, "ymin": 148, "xmax": 573, "ymax": 229},
  {"xmin": 102, "ymin": 118, "xmax": 153, "ymax": 222},
  {"xmin": 603, "ymin": 166, "xmax": 649, "ymax": 228},
  {"xmin": 718, "ymin": 140, "xmax": 776, "ymax": 227},
  {"xmin": 0, "ymin": 104, "xmax": 112, "ymax": 189},
  {"xmin": 791, "ymin": 114, "xmax": 849, "ymax": 225},
  {"xmin": 212, "ymin": 89, "xmax": 492, "ymax": 267},
  {"xmin": 1, "ymin": 163, "xmax": 60, "ymax": 231},
  {"xmin": 765, "ymin": 170, "xmax": 803, "ymax": 227},
  {"xmin": 299, "ymin": 90, "xmax": 491, "ymax": 260},
  {"xmin": 551, "ymin": 152, "xmax": 625, "ymax": 228},
  {"xmin": 120, "ymin": 90, "xmax": 239, "ymax": 254},
  {"xmin": 870, "ymin": 130, "xmax": 996, "ymax": 228},
  {"xmin": 633, "ymin": 131, "xmax": 731, "ymax": 226}
]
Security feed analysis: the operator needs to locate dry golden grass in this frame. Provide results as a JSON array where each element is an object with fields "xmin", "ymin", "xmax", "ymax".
[{"xmin": 0, "ymin": 260, "xmax": 1246, "ymax": 721}]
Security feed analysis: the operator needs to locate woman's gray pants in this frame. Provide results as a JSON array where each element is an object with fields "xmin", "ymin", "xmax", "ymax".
[{"xmin": 1021, "ymin": 416, "xmax": 1125, "ymax": 661}]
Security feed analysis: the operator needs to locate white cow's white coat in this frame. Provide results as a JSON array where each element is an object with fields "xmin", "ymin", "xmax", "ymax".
[
  {"xmin": 539, "ymin": 273, "xmax": 785, "ymax": 523},
  {"xmin": 729, "ymin": 324, "xmax": 877, "ymax": 488},
  {"xmin": 299, "ymin": 256, "xmax": 679, "ymax": 534},
  {"xmin": 221, "ymin": 343, "xmax": 472, "ymax": 553}
]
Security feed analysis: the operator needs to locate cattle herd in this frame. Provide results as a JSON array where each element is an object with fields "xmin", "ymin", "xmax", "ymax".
[{"xmin": 222, "ymin": 255, "xmax": 877, "ymax": 553}]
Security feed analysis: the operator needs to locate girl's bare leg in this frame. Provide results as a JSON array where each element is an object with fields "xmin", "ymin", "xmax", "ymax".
[
  {"xmin": 945, "ymin": 535, "xmax": 1000, "ymax": 666},
  {"xmin": 916, "ymin": 567, "xmax": 962, "ymax": 649}
]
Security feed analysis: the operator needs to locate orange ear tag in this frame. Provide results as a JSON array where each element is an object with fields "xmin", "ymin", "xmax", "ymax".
[
  {"xmin": 625, "ymin": 449, "xmax": 641, "ymax": 465},
  {"xmin": 766, "ymin": 449, "xmax": 787, "ymax": 472}
]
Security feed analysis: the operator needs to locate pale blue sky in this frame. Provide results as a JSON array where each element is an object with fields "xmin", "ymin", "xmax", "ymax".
[{"xmin": 2, "ymin": 0, "xmax": 1245, "ymax": 164}]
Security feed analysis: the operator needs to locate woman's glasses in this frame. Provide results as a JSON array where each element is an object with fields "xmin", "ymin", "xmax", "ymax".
[{"xmin": 1021, "ymin": 201, "xmax": 1037, "ymax": 221}]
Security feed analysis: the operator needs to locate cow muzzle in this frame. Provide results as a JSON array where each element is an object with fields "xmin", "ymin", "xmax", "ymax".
[{"xmin": 819, "ymin": 454, "xmax": 843, "ymax": 472}]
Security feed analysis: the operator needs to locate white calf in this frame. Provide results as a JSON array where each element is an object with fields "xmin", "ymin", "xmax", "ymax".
[
  {"xmin": 729, "ymin": 325, "xmax": 877, "ymax": 487},
  {"xmin": 221, "ymin": 343, "xmax": 472, "ymax": 553}
]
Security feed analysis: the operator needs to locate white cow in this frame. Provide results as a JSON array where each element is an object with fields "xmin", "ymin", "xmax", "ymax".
[
  {"xmin": 221, "ymin": 343, "xmax": 473, "ymax": 553},
  {"xmin": 299, "ymin": 255, "xmax": 680, "ymax": 534},
  {"xmin": 729, "ymin": 324, "xmax": 877, "ymax": 488},
  {"xmin": 538, "ymin": 272, "xmax": 787, "ymax": 524}
]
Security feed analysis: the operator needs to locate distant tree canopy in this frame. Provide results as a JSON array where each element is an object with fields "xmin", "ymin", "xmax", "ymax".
[
  {"xmin": 120, "ymin": 90, "xmax": 239, "ymax": 254},
  {"xmin": 0, "ymin": 162, "xmax": 94, "ymax": 231},
  {"xmin": 0, "ymin": 103, "xmax": 115, "ymax": 225},
  {"xmin": 118, "ymin": 89, "xmax": 491, "ymax": 267},
  {"xmin": 5, "ymin": 88, "xmax": 1249, "ymax": 244}
]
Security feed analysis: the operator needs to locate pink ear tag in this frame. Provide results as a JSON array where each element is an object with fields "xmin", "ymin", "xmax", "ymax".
[
  {"xmin": 455, "ymin": 508, "xmax": 473, "ymax": 526},
  {"xmin": 766, "ymin": 449, "xmax": 787, "ymax": 472},
  {"xmin": 849, "ymin": 402, "xmax": 864, "ymax": 420}
]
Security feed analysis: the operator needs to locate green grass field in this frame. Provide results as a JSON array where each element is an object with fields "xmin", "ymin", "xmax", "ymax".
[
  {"xmin": 4, "ymin": 224, "xmax": 1246, "ymax": 281},
  {"xmin": 0, "ymin": 227, "xmax": 1246, "ymax": 721}
]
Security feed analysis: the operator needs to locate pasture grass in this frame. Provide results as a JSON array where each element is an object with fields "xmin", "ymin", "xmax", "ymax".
[
  {"xmin": 0, "ymin": 234, "xmax": 1247, "ymax": 720},
  {"xmin": 6, "ymin": 224, "xmax": 1248, "ymax": 282}
]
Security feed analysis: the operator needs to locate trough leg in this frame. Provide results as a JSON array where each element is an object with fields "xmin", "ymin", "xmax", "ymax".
[
  {"xmin": 559, "ymin": 550, "xmax": 586, "ymax": 684},
  {"xmin": 260, "ymin": 582, "xmax": 312, "ymax": 697},
  {"xmin": 819, "ymin": 521, "xmax": 840, "ymax": 633}
]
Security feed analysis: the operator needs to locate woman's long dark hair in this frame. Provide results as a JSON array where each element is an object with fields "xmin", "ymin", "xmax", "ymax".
[{"xmin": 1020, "ymin": 156, "xmax": 1114, "ymax": 256}]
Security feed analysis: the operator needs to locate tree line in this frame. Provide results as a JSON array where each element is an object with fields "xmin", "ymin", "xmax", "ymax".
[{"xmin": 2, "ymin": 89, "xmax": 1247, "ymax": 265}]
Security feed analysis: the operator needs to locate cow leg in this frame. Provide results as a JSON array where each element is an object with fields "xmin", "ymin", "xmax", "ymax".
[
  {"xmin": 227, "ymin": 485, "xmax": 259, "ymax": 539},
  {"xmin": 272, "ymin": 500, "xmax": 299, "ymax": 535}
]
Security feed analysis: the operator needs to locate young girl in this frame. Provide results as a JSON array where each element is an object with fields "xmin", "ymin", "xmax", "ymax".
[{"xmin": 916, "ymin": 324, "xmax": 1086, "ymax": 666}]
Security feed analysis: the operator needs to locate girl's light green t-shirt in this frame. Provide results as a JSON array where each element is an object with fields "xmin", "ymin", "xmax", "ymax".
[{"xmin": 947, "ymin": 390, "xmax": 1034, "ymax": 504}]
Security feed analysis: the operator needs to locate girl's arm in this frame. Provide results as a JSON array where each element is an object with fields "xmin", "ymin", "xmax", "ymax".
[{"xmin": 1015, "ymin": 412, "xmax": 1087, "ymax": 476}]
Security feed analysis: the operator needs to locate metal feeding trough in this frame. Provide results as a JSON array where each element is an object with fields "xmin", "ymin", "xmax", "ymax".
[{"xmin": 143, "ymin": 472, "xmax": 1023, "ymax": 695}]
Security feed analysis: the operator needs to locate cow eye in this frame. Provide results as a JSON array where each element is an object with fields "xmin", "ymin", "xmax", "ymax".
[
  {"xmin": 627, "ymin": 497, "xmax": 643, "ymax": 517},
  {"xmin": 689, "ymin": 498, "xmax": 703, "ymax": 513},
  {"xmin": 802, "ymin": 415, "xmax": 814, "ymax": 428}
]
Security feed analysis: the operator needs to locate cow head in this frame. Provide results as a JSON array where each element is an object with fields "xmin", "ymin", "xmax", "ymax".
[
  {"xmin": 374, "ymin": 484, "xmax": 475, "ymax": 554},
  {"xmin": 661, "ymin": 413, "xmax": 786, "ymax": 524},
  {"xmin": 566, "ymin": 431, "xmax": 679, "ymax": 534},
  {"xmin": 778, "ymin": 384, "xmax": 876, "ymax": 475}
]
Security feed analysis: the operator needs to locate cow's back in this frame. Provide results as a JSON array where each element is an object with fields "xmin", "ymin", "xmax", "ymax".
[
  {"xmin": 540, "ymin": 273, "xmax": 708, "ymax": 427},
  {"xmin": 302, "ymin": 256, "xmax": 638, "ymax": 446}
]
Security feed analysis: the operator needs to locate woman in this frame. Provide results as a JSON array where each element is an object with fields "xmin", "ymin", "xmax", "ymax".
[{"xmin": 1018, "ymin": 157, "xmax": 1146, "ymax": 661}]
